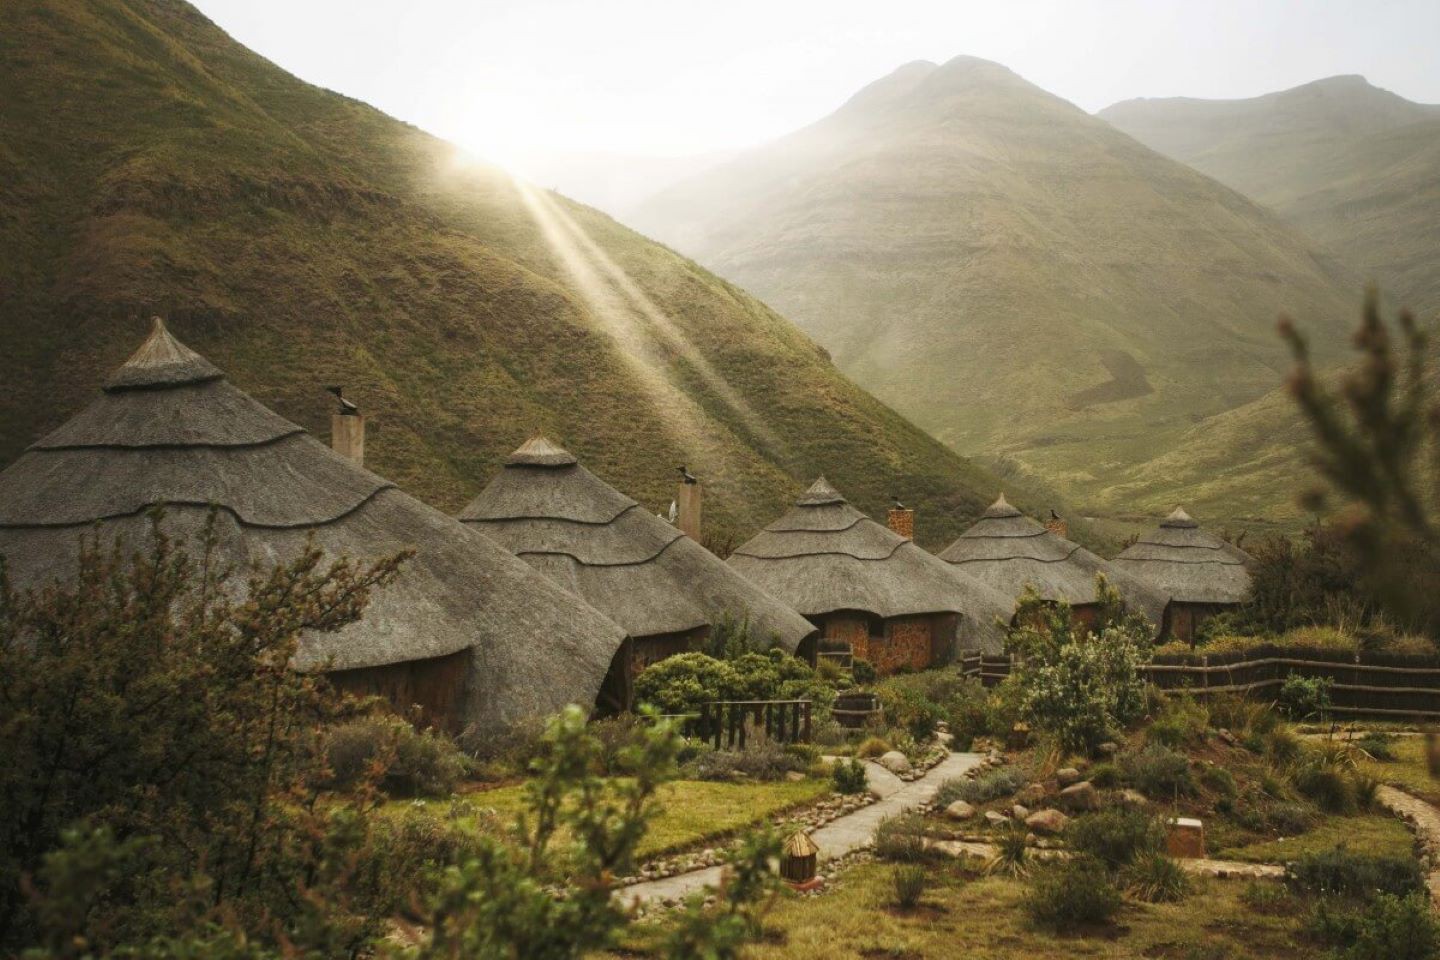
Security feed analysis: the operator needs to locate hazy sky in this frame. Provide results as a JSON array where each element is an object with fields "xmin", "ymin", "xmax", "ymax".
[{"xmin": 194, "ymin": 0, "xmax": 1440, "ymax": 165}]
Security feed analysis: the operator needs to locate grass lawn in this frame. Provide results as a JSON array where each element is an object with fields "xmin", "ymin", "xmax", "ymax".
[
  {"xmin": 400, "ymin": 777, "xmax": 831, "ymax": 861},
  {"xmin": 606, "ymin": 860, "xmax": 1315, "ymax": 959},
  {"xmin": 1215, "ymin": 812, "xmax": 1415, "ymax": 864},
  {"xmin": 1355, "ymin": 736, "xmax": 1440, "ymax": 807}
]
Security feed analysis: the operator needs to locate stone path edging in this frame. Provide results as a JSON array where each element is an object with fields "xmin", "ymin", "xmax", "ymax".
[
  {"xmin": 926, "ymin": 838, "xmax": 1284, "ymax": 879},
  {"xmin": 1375, "ymin": 785, "xmax": 1440, "ymax": 908},
  {"xmin": 616, "ymin": 752, "xmax": 985, "ymax": 909}
]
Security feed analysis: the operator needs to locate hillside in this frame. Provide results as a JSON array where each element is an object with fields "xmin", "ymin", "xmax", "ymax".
[
  {"xmin": 1102, "ymin": 76, "xmax": 1440, "ymax": 317},
  {"xmin": 0, "ymin": 0, "xmax": 1035, "ymax": 550},
  {"xmin": 626, "ymin": 57, "xmax": 1361, "ymax": 518}
]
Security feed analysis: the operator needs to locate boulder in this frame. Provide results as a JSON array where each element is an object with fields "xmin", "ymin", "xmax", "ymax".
[
  {"xmin": 945, "ymin": 800, "xmax": 977, "ymax": 821},
  {"xmin": 1118, "ymin": 788, "xmax": 1149, "ymax": 809},
  {"xmin": 983, "ymin": 810, "xmax": 1009, "ymax": 827},
  {"xmin": 1012, "ymin": 804, "xmax": 1030, "ymax": 821},
  {"xmin": 1017, "ymin": 783, "xmax": 1046, "ymax": 806},
  {"xmin": 1059, "ymin": 781, "xmax": 1100, "ymax": 811},
  {"xmin": 1055, "ymin": 767, "xmax": 1082, "ymax": 787},
  {"xmin": 1096, "ymin": 741, "xmax": 1119, "ymax": 757},
  {"xmin": 877, "ymin": 751, "xmax": 913, "ymax": 775},
  {"xmin": 1025, "ymin": 808, "xmax": 1070, "ymax": 835}
]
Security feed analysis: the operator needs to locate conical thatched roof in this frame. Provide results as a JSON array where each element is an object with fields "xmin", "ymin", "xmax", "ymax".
[
  {"xmin": 1112, "ymin": 507, "xmax": 1253, "ymax": 605},
  {"xmin": 938, "ymin": 495, "xmax": 1167, "ymax": 632},
  {"xmin": 728, "ymin": 478, "xmax": 1012, "ymax": 651},
  {"xmin": 457, "ymin": 437, "xmax": 814, "ymax": 652},
  {"xmin": 0, "ymin": 319, "xmax": 628, "ymax": 735}
]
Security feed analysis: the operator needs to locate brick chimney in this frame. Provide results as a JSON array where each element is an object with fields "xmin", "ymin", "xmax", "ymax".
[
  {"xmin": 677, "ymin": 481, "xmax": 702, "ymax": 541},
  {"xmin": 887, "ymin": 506, "xmax": 915, "ymax": 540},
  {"xmin": 331, "ymin": 413, "xmax": 366, "ymax": 466},
  {"xmin": 1044, "ymin": 511, "xmax": 1068, "ymax": 540}
]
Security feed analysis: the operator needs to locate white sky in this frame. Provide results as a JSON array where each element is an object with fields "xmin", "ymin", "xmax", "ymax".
[{"xmin": 194, "ymin": 0, "xmax": 1440, "ymax": 165}]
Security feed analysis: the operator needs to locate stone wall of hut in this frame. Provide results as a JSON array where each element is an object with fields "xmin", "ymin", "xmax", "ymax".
[
  {"xmin": 326, "ymin": 649, "xmax": 470, "ymax": 733},
  {"xmin": 816, "ymin": 612, "xmax": 954, "ymax": 676},
  {"xmin": 1164, "ymin": 602, "xmax": 1233, "ymax": 645}
]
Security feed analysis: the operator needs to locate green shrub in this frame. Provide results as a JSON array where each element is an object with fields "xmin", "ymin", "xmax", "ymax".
[
  {"xmin": 880, "ymin": 686, "xmax": 945, "ymax": 742},
  {"xmin": 1123, "ymin": 851, "xmax": 1191, "ymax": 903},
  {"xmin": 1066, "ymin": 808, "xmax": 1165, "ymax": 869},
  {"xmin": 851, "ymin": 659, "xmax": 877, "ymax": 684},
  {"xmin": 891, "ymin": 864, "xmax": 928, "ymax": 910},
  {"xmin": 1357, "ymin": 733, "xmax": 1398, "ymax": 762},
  {"xmin": 856, "ymin": 736, "xmax": 892, "ymax": 759},
  {"xmin": 1122, "ymin": 744, "xmax": 1195, "ymax": 798},
  {"xmin": 874, "ymin": 814, "xmax": 928, "ymax": 863},
  {"xmin": 1342, "ymin": 892, "xmax": 1440, "ymax": 960},
  {"xmin": 634, "ymin": 653, "xmax": 740, "ymax": 715},
  {"xmin": 324, "ymin": 717, "xmax": 471, "ymax": 798},
  {"xmin": 1263, "ymin": 728, "xmax": 1304, "ymax": 765},
  {"xmin": 1293, "ymin": 760, "xmax": 1359, "ymax": 814},
  {"xmin": 1149, "ymin": 696, "xmax": 1210, "ymax": 748},
  {"xmin": 1087, "ymin": 762, "xmax": 1120, "ymax": 788},
  {"xmin": 1278, "ymin": 673, "xmax": 1334, "ymax": 721},
  {"xmin": 1287, "ymin": 847, "xmax": 1426, "ymax": 899},
  {"xmin": 986, "ymin": 827, "xmax": 1031, "ymax": 878},
  {"xmin": 832, "ymin": 758, "xmax": 869, "ymax": 795},
  {"xmin": 1198, "ymin": 764, "xmax": 1237, "ymax": 800},
  {"xmin": 1023, "ymin": 856, "xmax": 1122, "ymax": 928},
  {"xmin": 686, "ymin": 739, "xmax": 807, "ymax": 782},
  {"xmin": 1266, "ymin": 801, "xmax": 1316, "ymax": 835},
  {"xmin": 933, "ymin": 766, "xmax": 1029, "ymax": 808},
  {"xmin": 1240, "ymin": 880, "xmax": 1293, "ymax": 914}
]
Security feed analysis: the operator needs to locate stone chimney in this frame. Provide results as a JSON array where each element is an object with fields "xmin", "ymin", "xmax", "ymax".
[
  {"xmin": 676, "ymin": 481, "xmax": 702, "ymax": 541},
  {"xmin": 1044, "ymin": 511, "xmax": 1068, "ymax": 540},
  {"xmin": 331, "ymin": 413, "xmax": 366, "ymax": 466},
  {"xmin": 887, "ymin": 506, "xmax": 915, "ymax": 540}
]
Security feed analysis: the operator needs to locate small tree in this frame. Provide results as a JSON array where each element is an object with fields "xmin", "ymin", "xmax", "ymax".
[{"xmin": 1281, "ymin": 287, "xmax": 1440, "ymax": 634}]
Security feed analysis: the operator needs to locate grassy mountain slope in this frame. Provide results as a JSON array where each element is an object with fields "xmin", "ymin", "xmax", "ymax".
[
  {"xmin": 1101, "ymin": 76, "xmax": 1440, "ymax": 317},
  {"xmin": 626, "ymin": 57, "xmax": 1360, "ymax": 519},
  {"xmin": 0, "ymin": 0, "xmax": 1027, "ymax": 550}
]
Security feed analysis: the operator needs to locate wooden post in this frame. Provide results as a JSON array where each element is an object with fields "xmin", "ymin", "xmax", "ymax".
[
  {"xmin": 677, "ymin": 482, "xmax": 703, "ymax": 541},
  {"xmin": 331, "ymin": 414, "xmax": 366, "ymax": 465}
]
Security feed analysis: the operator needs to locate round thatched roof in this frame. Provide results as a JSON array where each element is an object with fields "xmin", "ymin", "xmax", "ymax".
[
  {"xmin": 1112, "ymin": 507, "xmax": 1253, "ymax": 605},
  {"xmin": 457, "ymin": 436, "xmax": 815, "ymax": 652},
  {"xmin": 728, "ymin": 477, "xmax": 1012, "ymax": 651},
  {"xmin": 938, "ymin": 494, "xmax": 1168, "ymax": 632},
  {"xmin": 0, "ymin": 319, "xmax": 628, "ymax": 735}
]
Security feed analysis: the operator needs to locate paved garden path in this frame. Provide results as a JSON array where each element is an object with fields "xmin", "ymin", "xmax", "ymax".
[
  {"xmin": 616, "ymin": 752, "xmax": 984, "ymax": 908},
  {"xmin": 1376, "ymin": 785, "xmax": 1440, "ymax": 907},
  {"xmin": 927, "ymin": 839, "xmax": 1286, "ymax": 879}
]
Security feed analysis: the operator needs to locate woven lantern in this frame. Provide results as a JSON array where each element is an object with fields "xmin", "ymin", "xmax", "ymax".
[{"xmin": 780, "ymin": 830, "xmax": 819, "ymax": 885}]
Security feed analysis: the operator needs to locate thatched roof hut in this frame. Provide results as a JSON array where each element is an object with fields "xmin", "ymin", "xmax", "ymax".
[
  {"xmin": 1112, "ymin": 508, "xmax": 1252, "ymax": 605},
  {"xmin": 728, "ymin": 478, "xmax": 1012, "ymax": 655},
  {"xmin": 457, "ymin": 437, "xmax": 815, "ymax": 656},
  {"xmin": 0, "ymin": 319, "xmax": 627, "ymax": 735},
  {"xmin": 938, "ymin": 494, "xmax": 1167, "ymax": 631}
]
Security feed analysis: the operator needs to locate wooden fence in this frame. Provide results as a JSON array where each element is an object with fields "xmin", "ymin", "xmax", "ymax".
[
  {"xmin": 694, "ymin": 699, "xmax": 813, "ymax": 750},
  {"xmin": 961, "ymin": 646, "xmax": 1440, "ymax": 720}
]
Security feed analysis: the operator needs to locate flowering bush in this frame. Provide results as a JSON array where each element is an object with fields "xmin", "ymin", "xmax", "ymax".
[{"xmin": 1003, "ymin": 576, "xmax": 1152, "ymax": 751}]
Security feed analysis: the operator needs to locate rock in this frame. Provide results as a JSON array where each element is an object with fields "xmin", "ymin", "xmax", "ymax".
[
  {"xmin": 1096, "ymin": 741, "xmax": 1119, "ymax": 757},
  {"xmin": 1025, "ymin": 808, "xmax": 1070, "ymax": 835},
  {"xmin": 984, "ymin": 810, "xmax": 1009, "ymax": 827},
  {"xmin": 785, "ymin": 771, "xmax": 807, "ymax": 782},
  {"xmin": 1218, "ymin": 728, "xmax": 1238, "ymax": 746},
  {"xmin": 945, "ymin": 800, "xmax": 977, "ymax": 821},
  {"xmin": 1012, "ymin": 804, "xmax": 1030, "ymax": 821},
  {"xmin": 1017, "ymin": 783, "xmax": 1046, "ymax": 806},
  {"xmin": 878, "ymin": 751, "xmax": 913, "ymax": 775},
  {"xmin": 1055, "ymin": 767, "xmax": 1082, "ymax": 787},
  {"xmin": 1118, "ymin": 789, "xmax": 1148, "ymax": 809},
  {"xmin": 1059, "ymin": 781, "xmax": 1100, "ymax": 811}
]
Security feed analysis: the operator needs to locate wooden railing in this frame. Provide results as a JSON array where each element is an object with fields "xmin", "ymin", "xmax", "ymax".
[
  {"xmin": 696, "ymin": 699, "xmax": 813, "ymax": 750},
  {"xmin": 960, "ymin": 646, "xmax": 1440, "ymax": 720}
]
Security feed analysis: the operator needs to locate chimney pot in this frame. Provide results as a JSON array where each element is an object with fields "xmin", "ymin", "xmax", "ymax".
[
  {"xmin": 332, "ymin": 413, "xmax": 366, "ymax": 466},
  {"xmin": 887, "ymin": 507, "xmax": 915, "ymax": 540},
  {"xmin": 1044, "ymin": 514, "xmax": 1068, "ymax": 540}
]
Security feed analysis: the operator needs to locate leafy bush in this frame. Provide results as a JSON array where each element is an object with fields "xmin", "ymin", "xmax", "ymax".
[
  {"xmin": 933, "ymin": 766, "xmax": 1029, "ymax": 808},
  {"xmin": 633, "ymin": 647, "xmax": 835, "ymax": 719},
  {"xmin": 1341, "ymin": 892, "xmax": 1440, "ymax": 960},
  {"xmin": 1066, "ymin": 808, "xmax": 1165, "ymax": 869},
  {"xmin": 851, "ymin": 659, "xmax": 877, "ymax": 684},
  {"xmin": 891, "ymin": 865, "xmax": 928, "ymax": 910},
  {"xmin": 873, "ymin": 814, "xmax": 928, "ymax": 863},
  {"xmin": 880, "ymin": 685, "xmax": 945, "ymax": 742},
  {"xmin": 1004, "ymin": 578, "xmax": 1152, "ymax": 751},
  {"xmin": 1121, "ymin": 744, "xmax": 1195, "ymax": 798},
  {"xmin": 832, "ymin": 757, "xmax": 869, "ymax": 795},
  {"xmin": 1287, "ymin": 847, "xmax": 1426, "ymax": 899},
  {"xmin": 1023, "ymin": 856, "xmax": 1122, "ymax": 928},
  {"xmin": 1278, "ymin": 673, "xmax": 1334, "ymax": 721},
  {"xmin": 323, "ymin": 717, "xmax": 471, "ymax": 798},
  {"xmin": 1123, "ymin": 852, "xmax": 1191, "ymax": 903}
]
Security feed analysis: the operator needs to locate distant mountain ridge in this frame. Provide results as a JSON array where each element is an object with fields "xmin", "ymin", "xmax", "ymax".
[
  {"xmin": 628, "ymin": 56, "xmax": 1360, "ymax": 519},
  {"xmin": 1102, "ymin": 75, "xmax": 1440, "ymax": 317},
  {"xmin": 0, "ymin": 0, "xmax": 1029, "ymax": 549}
]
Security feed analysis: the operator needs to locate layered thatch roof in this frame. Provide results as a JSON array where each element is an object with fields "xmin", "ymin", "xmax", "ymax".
[
  {"xmin": 728, "ymin": 478, "xmax": 1012, "ymax": 651},
  {"xmin": 0, "ymin": 319, "xmax": 628, "ymax": 735},
  {"xmin": 1112, "ymin": 508, "xmax": 1253, "ymax": 605},
  {"xmin": 457, "ymin": 437, "xmax": 814, "ymax": 652},
  {"xmin": 938, "ymin": 495, "xmax": 1168, "ymax": 631}
]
